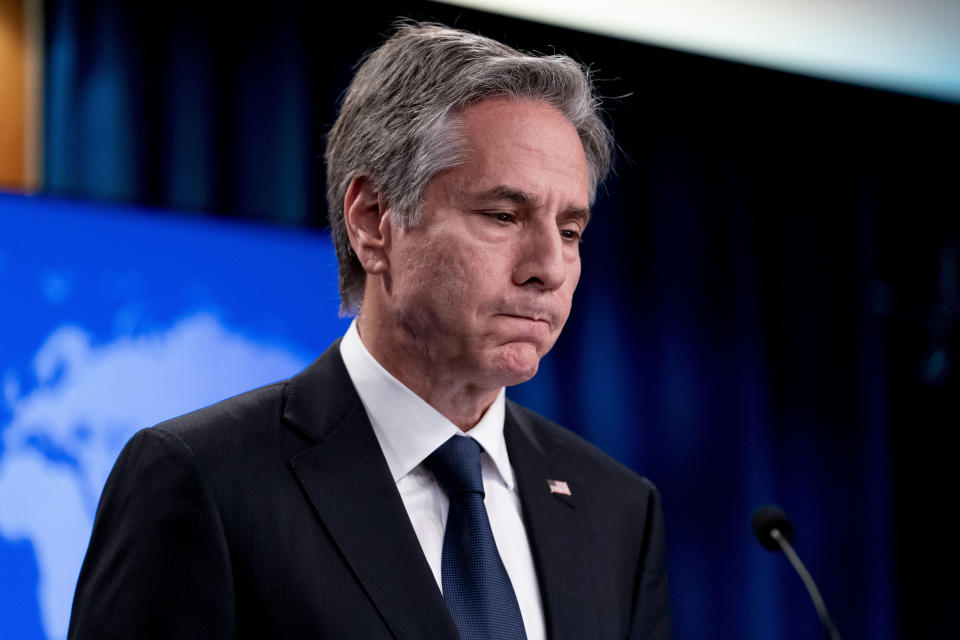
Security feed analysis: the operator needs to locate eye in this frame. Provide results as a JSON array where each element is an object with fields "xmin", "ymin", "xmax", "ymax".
[
  {"xmin": 560, "ymin": 228, "xmax": 582, "ymax": 243},
  {"xmin": 488, "ymin": 212, "xmax": 516, "ymax": 224}
]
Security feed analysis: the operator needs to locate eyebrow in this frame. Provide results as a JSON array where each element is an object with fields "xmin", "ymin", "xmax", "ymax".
[{"xmin": 472, "ymin": 185, "xmax": 592, "ymax": 225}]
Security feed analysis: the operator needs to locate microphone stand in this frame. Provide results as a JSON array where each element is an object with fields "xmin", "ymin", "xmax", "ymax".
[{"xmin": 770, "ymin": 527, "xmax": 842, "ymax": 640}]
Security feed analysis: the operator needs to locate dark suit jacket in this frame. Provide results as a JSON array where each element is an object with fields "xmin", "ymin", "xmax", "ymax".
[{"xmin": 68, "ymin": 342, "xmax": 671, "ymax": 639}]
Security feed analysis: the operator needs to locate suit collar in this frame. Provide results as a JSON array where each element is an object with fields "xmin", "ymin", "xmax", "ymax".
[
  {"xmin": 505, "ymin": 401, "xmax": 600, "ymax": 640},
  {"xmin": 282, "ymin": 340, "xmax": 355, "ymax": 442},
  {"xmin": 283, "ymin": 343, "xmax": 458, "ymax": 640},
  {"xmin": 282, "ymin": 346, "xmax": 600, "ymax": 640},
  {"xmin": 338, "ymin": 320, "xmax": 514, "ymax": 489}
]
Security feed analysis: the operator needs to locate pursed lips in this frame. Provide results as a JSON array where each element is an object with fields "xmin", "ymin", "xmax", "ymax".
[{"xmin": 496, "ymin": 312, "xmax": 553, "ymax": 326}]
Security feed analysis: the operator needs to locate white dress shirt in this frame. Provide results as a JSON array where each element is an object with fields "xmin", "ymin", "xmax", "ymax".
[{"xmin": 339, "ymin": 320, "xmax": 546, "ymax": 640}]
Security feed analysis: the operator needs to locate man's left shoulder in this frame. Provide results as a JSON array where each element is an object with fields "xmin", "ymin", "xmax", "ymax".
[{"xmin": 504, "ymin": 399, "xmax": 660, "ymax": 506}]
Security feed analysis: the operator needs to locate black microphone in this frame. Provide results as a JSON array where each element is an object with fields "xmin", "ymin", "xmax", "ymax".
[{"xmin": 751, "ymin": 505, "xmax": 842, "ymax": 640}]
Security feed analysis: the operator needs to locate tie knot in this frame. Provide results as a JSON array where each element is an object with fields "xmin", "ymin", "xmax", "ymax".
[{"xmin": 425, "ymin": 435, "xmax": 485, "ymax": 498}]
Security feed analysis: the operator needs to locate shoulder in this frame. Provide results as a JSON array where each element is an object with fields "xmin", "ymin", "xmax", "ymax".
[
  {"xmin": 151, "ymin": 380, "xmax": 288, "ymax": 449},
  {"xmin": 505, "ymin": 399, "xmax": 661, "ymax": 508},
  {"xmin": 149, "ymin": 338, "xmax": 350, "ymax": 449},
  {"xmin": 126, "ymin": 341, "xmax": 355, "ymax": 490},
  {"xmin": 105, "ymin": 381, "xmax": 292, "ymax": 496},
  {"xmin": 505, "ymin": 398, "xmax": 671, "ymax": 636}
]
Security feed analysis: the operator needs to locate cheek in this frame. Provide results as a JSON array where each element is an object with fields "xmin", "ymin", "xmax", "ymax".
[
  {"xmin": 426, "ymin": 233, "xmax": 498, "ymax": 286},
  {"xmin": 398, "ymin": 239, "xmax": 481, "ymax": 317},
  {"xmin": 558, "ymin": 260, "xmax": 581, "ymax": 315}
]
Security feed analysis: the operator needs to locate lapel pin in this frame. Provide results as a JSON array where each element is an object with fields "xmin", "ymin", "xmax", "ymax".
[{"xmin": 547, "ymin": 479, "xmax": 572, "ymax": 496}]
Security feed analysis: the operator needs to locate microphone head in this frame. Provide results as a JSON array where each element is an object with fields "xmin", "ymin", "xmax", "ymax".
[{"xmin": 751, "ymin": 504, "xmax": 796, "ymax": 551}]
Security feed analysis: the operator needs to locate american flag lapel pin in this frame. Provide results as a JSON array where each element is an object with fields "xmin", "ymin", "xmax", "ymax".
[{"xmin": 547, "ymin": 479, "xmax": 572, "ymax": 496}]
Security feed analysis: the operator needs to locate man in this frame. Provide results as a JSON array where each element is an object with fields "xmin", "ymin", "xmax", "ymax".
[{"xmin": 68, "ymin": 22, "xmax": 671, "ymax": 640}]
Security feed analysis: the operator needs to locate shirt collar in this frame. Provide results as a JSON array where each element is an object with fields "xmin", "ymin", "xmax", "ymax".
[{"xmin": 339, "ymin": 319, "xmax": 514, "ymax": 489}]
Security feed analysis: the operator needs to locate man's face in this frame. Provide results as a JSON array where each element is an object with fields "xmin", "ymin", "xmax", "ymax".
[{"xmin": 382, "ymin": 97, "xmax": 590, "ymax": 390}]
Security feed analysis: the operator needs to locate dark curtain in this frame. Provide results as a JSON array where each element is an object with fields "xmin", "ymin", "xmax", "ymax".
[
  {"xmin": 43, "ymin": 1, "xmax": 959, "ymax": 638},
  {"xmin": 43, "ymin": 0, "xmax": 318, "ymax": 222}
]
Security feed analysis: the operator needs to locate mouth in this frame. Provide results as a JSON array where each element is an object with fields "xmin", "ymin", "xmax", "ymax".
[{"xmin": 496, "ymin": 313, "xmax": 552, "ymax": 326}]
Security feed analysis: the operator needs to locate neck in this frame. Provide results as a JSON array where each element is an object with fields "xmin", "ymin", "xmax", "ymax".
[{"xmin": 355, "ymin": 313, "xmax": 501, "ymax": 431}]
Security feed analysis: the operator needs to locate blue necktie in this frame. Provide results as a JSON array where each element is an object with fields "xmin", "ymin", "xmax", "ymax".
[{"xmin": 425, "ymin": 436, "xmax": 527, "ymax": 640}]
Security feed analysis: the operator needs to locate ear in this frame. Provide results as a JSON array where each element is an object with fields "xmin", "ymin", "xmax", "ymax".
[{"xmin": 343, "ymin": 176, "xmax": 391, "ymax": 275}]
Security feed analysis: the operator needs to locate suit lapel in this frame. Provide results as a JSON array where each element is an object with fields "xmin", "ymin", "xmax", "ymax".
[
  {"xmin": 284, "ymin": 344, "xmax": 458, "ymax": 640},
  {"xmin": 505, "ymin": 403, "xmax": 600, "ymax": 640}
]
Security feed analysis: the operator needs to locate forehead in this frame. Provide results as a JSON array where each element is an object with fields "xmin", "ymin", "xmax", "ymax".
[{"xmin": 450, "ymin": 98, "xmax": 590, "ymax": 207}]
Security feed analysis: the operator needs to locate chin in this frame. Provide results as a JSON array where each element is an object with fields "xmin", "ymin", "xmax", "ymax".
[{"xmin": 490, "ymin": 343, "xmax": 542, "ymax": 386}]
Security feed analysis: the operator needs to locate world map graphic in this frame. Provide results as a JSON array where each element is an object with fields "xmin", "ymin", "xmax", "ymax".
[{"xmin": 0, "ymin": 194, "xmax": 348, "ymax": 639}]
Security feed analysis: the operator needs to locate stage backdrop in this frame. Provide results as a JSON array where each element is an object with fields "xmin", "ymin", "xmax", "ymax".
[
  {"xmin": 0, "ymin": 193, "xmax": 349, "ymax": 639},
  {"xmin": 4, "ymin": 1, "xmax": 958, "ymax": 638}
]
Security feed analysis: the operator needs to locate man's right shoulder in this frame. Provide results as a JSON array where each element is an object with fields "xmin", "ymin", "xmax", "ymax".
[
  {"xmin": 128, "ymin": 337, "xmax": 355, "ymax": 469},
  {"xmin": 111, "ymin": 380, "xmax": 292, "ymax": 478},
  {"xmin": 153, "ymin": 379, "xmax": 289, "ymax": 442},
  {"xmin": 152, "ymin": 380, "xmax": 290, "ymax": 435}
]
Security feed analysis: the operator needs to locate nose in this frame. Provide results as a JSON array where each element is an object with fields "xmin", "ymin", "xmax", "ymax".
[{"xmin": 512, "ymin": 223, "xmax": 569, "ymax": 290}]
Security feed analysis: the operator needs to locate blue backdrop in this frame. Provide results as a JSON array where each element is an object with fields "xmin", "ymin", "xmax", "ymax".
[{"xmin": 0, "ymin": 193, "xmax": 349, "ymax": 639}]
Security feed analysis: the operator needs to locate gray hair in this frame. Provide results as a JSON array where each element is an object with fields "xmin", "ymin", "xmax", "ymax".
[{"xmin": 325, "ymin": 21, "xmax": 614, "ymax": 314}]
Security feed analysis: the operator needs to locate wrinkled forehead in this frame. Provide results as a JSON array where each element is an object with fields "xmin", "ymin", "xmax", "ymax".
[
  {"xmin": 453, "ymin": 97, "xmax": 595, "ymax": 202},
  {"xmin": 451, "ymin": 98, "xmax": 591, "ymax": 203}
]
